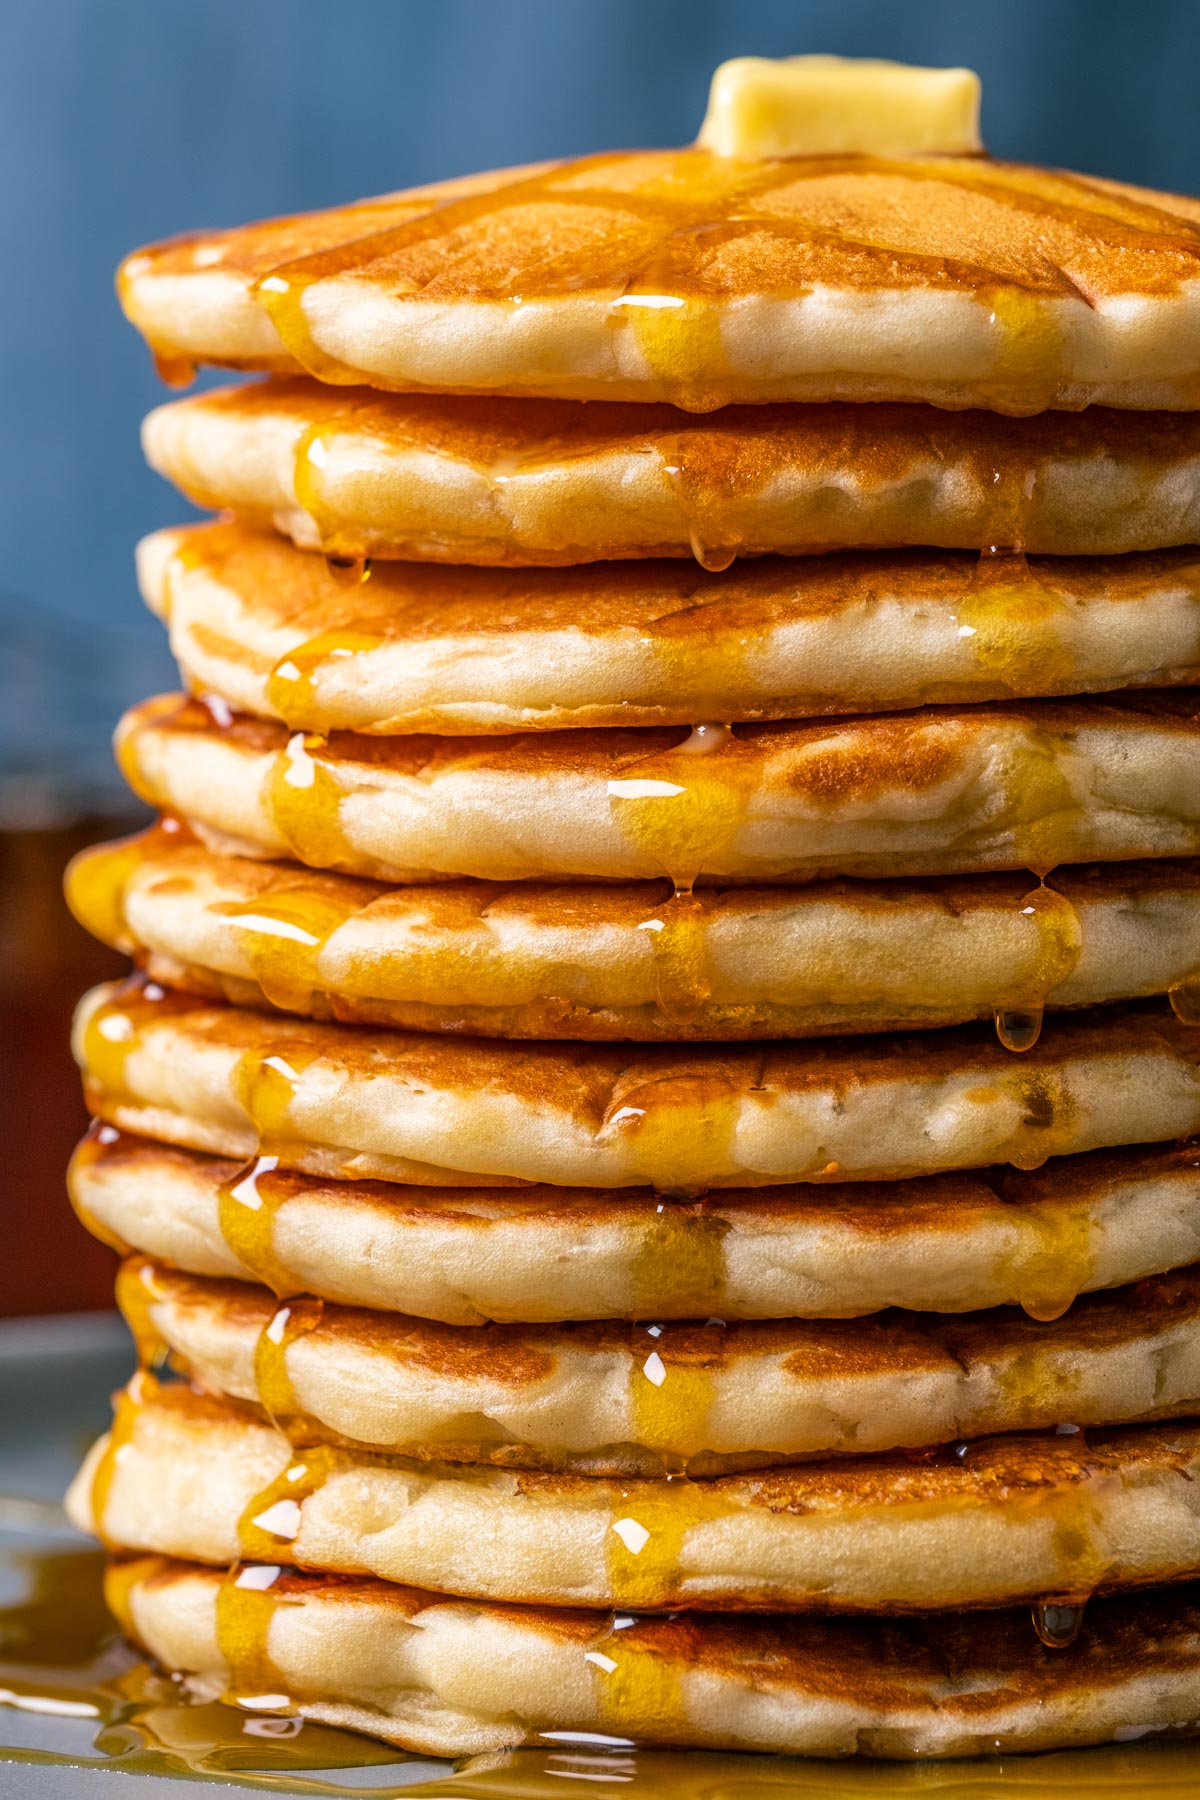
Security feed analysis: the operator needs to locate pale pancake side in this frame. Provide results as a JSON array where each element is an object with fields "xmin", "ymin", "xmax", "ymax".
[
  {"xmin": 69, "ymin": 1380, "xmax": 1200, "ymax": 1613},
  {"xmin": 73, "ymin": 984, "xmax": 1200, "ymax": 1190},
  {"xmin": 70, "ymin": 1130, "xmax": 1200, "ymax": 1325},
  {"xmin": 116, "ymin": 1257, "xmax": 1200, "ymax": 1473},
  {"xmin": 119, "ymin": 148, "xmax": 1200, "ymax": 414},
  {"xmin": 67, "ymin": 831, "xmax": 1200, "ymax": 1041},
  {"xmin": 113, "ymin": 693, "xmax": 1200, "ymax": 886},
  {"xmin": 139, "ymin": 522, "xmax": 1200, "ymax": 730},
  {"xmin": 143, "ymin": 382, "xmax": 1200, "ymax": 565},
  {"xmin": 107, "ymin": 1555, "xmax": 1200, "ymax": 1758}
]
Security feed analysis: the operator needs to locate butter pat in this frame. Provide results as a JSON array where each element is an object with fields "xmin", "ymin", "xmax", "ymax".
[{"xmin": 698, "ymin": 54, "xmax": 982, "ymax": 159}]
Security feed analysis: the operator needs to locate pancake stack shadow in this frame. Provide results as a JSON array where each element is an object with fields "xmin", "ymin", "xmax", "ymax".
[{"xmin": 61, "ymin": 110, "xmax": 1200, "ymax": 1762}]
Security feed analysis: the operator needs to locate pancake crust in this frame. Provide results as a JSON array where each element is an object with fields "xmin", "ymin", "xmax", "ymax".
[
  {"xmin": 139, "ymin": 523, "xmax": 1200, "ymax": 730},
  {"xmin": 67, "ymin": 831, "xmax": 1200, "ymax": 1041},
  {"xmin": 69, "ymin": 1380, "xmax": 1200, "ymax": 1613},
  {"xmin": 69, "ymin": 1130, "xmax": 1200, "ymax": 1325},
  {"xmin": 113, "ymin": 693, "xmax": 1200, "ymax": 887},
  {"xmin": 119, "ymin": 149, "xmax": 1200, "ymax": 414},
  {"xmin": 72, "ymin": 984, "xmax": 1200, "ymax": 1191},
  {"xmin": 115, "ymin": 1257, "xmax": 1200, "ymax": 1473},
  {"xmin": 143, "ymin": 381, "xmax": 1200, "ymax": 565}
]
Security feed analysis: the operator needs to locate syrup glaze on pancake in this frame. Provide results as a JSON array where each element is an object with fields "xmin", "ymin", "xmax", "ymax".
[
  {"xmin": 111, "ymin": 1257, "xmax": 1200, "ymax": 1474},
  {"xmin": 69, "ymin": 1377, "xmax": 1200, "ymax": 1614},
  {"xmin": 68, "ymin": 1129, "xmax": 1200, "ymax": 1325},
  {"xmin": 67, "ymin": 830, "xmax": 1200, "ymax": 1043},
  {"xmin": 118, "ymin": 149, "xmax": 1200, "ymax": 414},
  {"xmin": 102, "ymin": 1554, "xmax": 1200, "ymax": 1758},
  {"xmin": 142, "ymin": 381, "xmax": 1200, "ymax": 567},
  {"xmin": 139, "ymin": 522, "xmax": 1200, "ymax": 730},
  {"xmin": 113, "ymin": 691, "xmax": 1200, "ymax": 887},
  {"xmin": 72, "ymin": 981, "xmax": 1200, "ymax": 1191}
]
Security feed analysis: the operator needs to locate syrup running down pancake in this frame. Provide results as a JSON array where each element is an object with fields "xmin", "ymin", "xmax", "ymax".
[
  {"xmin": 73, "ymin": 984, "xmax": 1200, "ymax": 1191},
  {"xmin": 108, "ymin": 1257, "xmax": 1200, "ymax": 1473},
  {"xmin": 69, "ymin": 1131, "xmax": 1200, "ymax": 1326},
  {"xmin": 69, "ymin": 1379, "xmax": 1200, "ymax": 1615},
  {"xmin": 142, "ymin": 382, "xmax": 1200, "ymax": 566},
  {"xmin": 113, "ymin": 692, "xmax": 1200, "ymax": 887},
  {"xmin": 139, "ymin": 522, "xmax": 1200, "ymax": 731},
  {"xmin": 67, "ymin": 833, "xmax": 1200, "ymax": 1042},
  {"xmin": 118, "ymin": 148, "xmax": 1200, "ymax": 414}
]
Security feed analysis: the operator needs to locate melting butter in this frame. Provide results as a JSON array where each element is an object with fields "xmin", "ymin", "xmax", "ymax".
[{"xmin": 698, "ymin": 55, "xmax": 982, "ymax": 160}]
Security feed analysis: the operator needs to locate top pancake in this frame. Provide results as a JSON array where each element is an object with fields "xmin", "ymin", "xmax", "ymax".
[{"xmin": 118, "ymin": 149, "xmax": 1200, "ymax": 414}]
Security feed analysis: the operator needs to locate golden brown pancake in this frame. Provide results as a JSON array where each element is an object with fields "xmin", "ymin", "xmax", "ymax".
[
  {"xmin": 101, "ymin": 1555, "xmax": 1200, "ymax": 1758},
  {"xmin": 114, "ymin": 1257, "xmax": 1200, "ymax": 1474},
  {"xmin": 73, "ymin": 983, "xmax": 1200, "ymax": 1191},
  {"xmin": 118, "ymin": 149, "xmax": 1200, "ymax": 414},
  {"xmin": 113, "ymin": 692, "xmax": 1200, "ymax": 887},
  {"xmin": 67, "ymin": 830, "xmax": 1200, "ymax": 1042},
  {"xmin": 69, "ymin": 1378, "xmax": 1200, "ymax": 1614},
  {"xmin": 69, "ymin": 1130, "xmax": 1200, "ymax": 1326},
  {"xmin": 139, "ymin": 523, "xmax": 1200, "ymax": 730},
  {"xmin": 143, "ymin": 381, "xmax": 1200, "ymax": 565}
]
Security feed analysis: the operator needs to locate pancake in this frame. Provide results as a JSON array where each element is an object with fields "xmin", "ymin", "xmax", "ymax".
[
  {"xmin": 68, "ymin": 1378, "xmax": 1200, "ymax": 1614},
  {"xmin": 114, "ymin": 1257, "xmax": 1200, "ymax": 1473},
  {"xmin": 100, "ymin": 1555, "xmax": 1200, "ymax": 1757},
  {"xmin": 68, "ymin": 1130, "xmax": 1200, "ymax": 1326},
  {"xmin": 139, "ymin": 523, "xmax": 1200, "ymax": 731},
  {"xmin": 117, "ymin": 148, "xmax": 1200, "ymax": 415},
  {"xmin": 112, "ymin": 692, "xmax": 1200, "ymax": 887},
  {"xmin": 67, "ymin": 831, "xmax": 1200, "ymax": 1042},
  {"xmin": 73, "ymin": 984, "xmax": 1200, "ymax": 1190},
  {"xmin": 142, "ymin": 381, "xmax": 1200, "ymax": 566}
]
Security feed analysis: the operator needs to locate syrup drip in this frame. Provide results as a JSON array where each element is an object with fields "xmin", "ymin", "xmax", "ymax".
[
  {"xmin": 628, "ymin": 1324, "xmax": 719, "ymax": 1476},
  {"xmin": 604, "ymin": 1478, "xmax": 726, "ymax": 1611},
  {"xmin": 66, "ymin": 1121, "xmax": 132, "ymax": 1254},
  {"xmin": 1032, "ymin": 1595, "xmax": 1088, "ymax": 1650},
  {"xmin": 265, "ymin": 630, "xmax": 384, "ymax": 732},
  {"xmin": 1010, "ymin": 1198, "xmax": 1094, "ymax": 1323},
  {"xmin": 1169, "ymin": 978, "xmax": 1200, "ymax": 1026},
  {"xmin": 660, "ymin": 441, "xmax": 742, "ymax": 571},
  {"xmin": 612, "ymin": 725, "xmax": 739, "ymax": 1030},
  {"xmin": 587, "ymin": 1616, "xmax": 689, "ymax": 1750},
  {"xmin": 151, "ymin": 349, "xmax": 197, "ymax": 388},
  {"xmin": 236, "ymin": 1447, "xmax": 340, "ymax": 1564},
  {"xmin": 324, "ymin": 554, "xmax": 371, "ymax": 586},
  {"xmin": 253, "ymin": 1297, "xmax": 325, "ymax": 1433},
  {"xmin": 113, "ymin": 1261, "xmax": 171, "ymax": 1371},
  {"xmin": 265, "ymin": 733, "xmax": 354, "ymax": 873},
  {"xmin": 992, "ymin": 879, "xmax": 1083, "ymax": 1053},
  {"xmin": 87, "ymin": 1371, "xmax": 157, "ymax": 1546},
  {"xmin": 217, "ymin": 1154, "xmax": 300, "ymax": 1296},
  {"xmin": 1005, "ymin": 1065, "xmax": 1076, "ymax": 1172},
  {"xmin": 79, "ymin": 975, "xmax": 175, "ymax": 1106},
  {"xmin": 629, "ymin": 1199, "xmax": 726, "ymax": 1318},
  {"xmin": 212, "ymin": 885, "xmax": 354, "ymax": 1013},
  {"xmin": 231, "ymin": 1039, "xmax": 320, "ymax": 1170},
  {"xmin": 215, "ymin": 1564, "xmax": 295, "ymax": 1715},
  {"xmin": 64, "ymin": 817, "xmax": 192, "ymax": 950}
]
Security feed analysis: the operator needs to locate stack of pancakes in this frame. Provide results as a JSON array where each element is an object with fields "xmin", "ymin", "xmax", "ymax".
[{"xmin": 63, "ymin": 72, "xmax": 1200, "ymax": 1761}]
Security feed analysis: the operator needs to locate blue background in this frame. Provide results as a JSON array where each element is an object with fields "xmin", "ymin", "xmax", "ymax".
[{"xmin": 4, "ymin": 0, "xmax": 1200, "ymax": 808}]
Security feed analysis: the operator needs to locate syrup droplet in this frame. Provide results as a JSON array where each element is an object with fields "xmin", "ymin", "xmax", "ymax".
[
  {"xmin": 995, "ymin": 1005, "xmax": 1044, "ymax": 1053},
  {"xmin": 323, "ymin": 554, "xmax": 371, "ymax": 586},
  {"xmin": 991, "ymin": 879, "xmax": 1082, "ymax": 1052},
  {"xmin": 253, "ymin": 1297, "xmax": 325, "ymax": 1433},
  {"xmin": 151, "ymin": 349, "xmax": 198, "ymax": 388},
  {"xmin": 1169, "ymin": 979, "xmax": 1200, "ymax": 1026},
  {"xmin": 215, "ymin": 1563, "xmax": 295, "ymax": 1714},
  {"xmin": 1032, "ymin": 1596, "xmax": 1087, "ymax": 1650}
]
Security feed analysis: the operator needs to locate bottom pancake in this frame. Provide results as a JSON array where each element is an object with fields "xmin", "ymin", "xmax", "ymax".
[
  {"xmin": 118, "ymin": 1258, "xmax": 1200, "ymax": 1474},
  {"xmin": 107, "ymin": 1555, "xmax": 1200, "ymax": 1759},
  {"xmin": 68, "ymin": 1378, "xmax": 1200, "ymax": 1615}
]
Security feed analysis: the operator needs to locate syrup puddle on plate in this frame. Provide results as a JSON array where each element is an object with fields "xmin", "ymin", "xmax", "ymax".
[{"xmin": 2, "ymin": 1531, "xmax": 1199, "ymax": 1796}]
